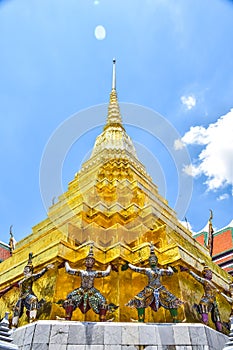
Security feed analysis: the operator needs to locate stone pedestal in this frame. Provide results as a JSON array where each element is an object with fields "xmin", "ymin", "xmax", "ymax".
[{"xmin": 12, "ymin": 320, "xmax": 228, "ymax": 350}]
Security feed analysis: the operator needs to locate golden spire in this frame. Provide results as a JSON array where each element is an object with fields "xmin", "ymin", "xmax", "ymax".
[
  {"xmin": 104, "ymin": 58, "xmax": 125, "ymax": 131},
  {"xmin": 89, "ymin": 59, "xmax": 139, "ymax": 160}
]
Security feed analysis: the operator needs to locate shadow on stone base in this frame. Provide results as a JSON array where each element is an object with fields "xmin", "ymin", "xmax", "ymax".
[{"xmin": 12, "ymin": 320, "xmax": 228, "ymax": 350}]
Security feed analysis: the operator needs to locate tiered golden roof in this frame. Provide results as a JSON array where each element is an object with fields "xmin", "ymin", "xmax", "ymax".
[{"xmin": 0, "ymin": 60, "xmax": 231, "ymax": 326}]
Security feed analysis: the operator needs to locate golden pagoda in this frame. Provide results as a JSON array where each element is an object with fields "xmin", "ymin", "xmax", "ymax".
[{"xmin": 0, "ymin": 60, "xmax": 231, "ymax": 327}]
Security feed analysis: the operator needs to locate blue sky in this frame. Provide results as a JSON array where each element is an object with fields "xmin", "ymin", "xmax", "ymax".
[{"xmin": 0, "ymin": 0, "xmax": 232, "ymax": 244}]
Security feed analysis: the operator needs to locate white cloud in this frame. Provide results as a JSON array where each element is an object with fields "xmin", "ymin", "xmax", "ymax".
[
  {"xmin": 174, "ymin": 138, "xmax": 185, "ymax": 150},
  {"xmin": 183, "ymin": 164, "xmax": 200, "ymax": 177},
  {"xmin": 181, "ymin": 95, "xmax": 196, "ymax": 110},
  {"xmin": 217, "ymin": 193, "xmax": 230, "ymax": 201},
  {"xmin": 181, "ymin": 109, "xmax": 233, "ymax": 191},
  {"xmin": 182, "ymin": 125, "xmax": 209, "ymax": 145},
  {"xmin": 174, "ymin": 124, "xmax": 208, "ymax": 150}
]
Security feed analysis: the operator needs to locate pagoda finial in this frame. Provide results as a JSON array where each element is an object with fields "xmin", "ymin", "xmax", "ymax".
[
  {"xmin": 112, "ymin": 58, "xmax": 116, "ymax": 90},
  {"xmin": 89, "ymin": 59, "xmax": 139, "ymax": 160},
  {"xmin": 103, "ymin": 58, "xmax": 124, "ymax": 131}
]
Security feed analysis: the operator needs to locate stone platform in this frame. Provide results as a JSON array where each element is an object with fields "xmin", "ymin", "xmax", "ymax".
[{"xmin": 12, "ymin": 320, "xmax": 228, "ymax": 350}]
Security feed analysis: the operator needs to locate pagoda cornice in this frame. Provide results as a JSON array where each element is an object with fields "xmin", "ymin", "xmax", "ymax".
[{"xmin": 80, "ymin": 149, "xmax": 149, "ymax": 178}]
